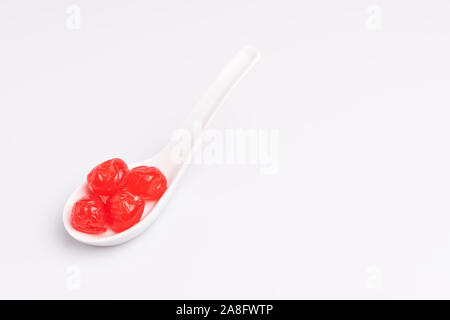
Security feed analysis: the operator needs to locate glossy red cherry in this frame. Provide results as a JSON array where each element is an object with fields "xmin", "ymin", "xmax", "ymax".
[
  {"xmin": 71, "ymin": 195, "xmax": 107, "ymax": 234},
  {"xmin": 105, "ymin": 190, "xmax": 145, "ymax": 233},
  {"xmin": 87, "ymin": 158, "xmax": 129, "ymax": 196},
  {"xmin": 125, "ymin": 166, "xmax": 167, "ymax": 200}
]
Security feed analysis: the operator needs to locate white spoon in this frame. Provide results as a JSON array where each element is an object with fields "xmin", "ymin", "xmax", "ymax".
[{"xmin": 63, "ymin": 46, "xmax": 260, "ymax": 246}]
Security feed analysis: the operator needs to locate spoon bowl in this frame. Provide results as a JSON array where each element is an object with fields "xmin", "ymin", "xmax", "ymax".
[
  {"xmin": 63, "ymin": 157, "xmax": 172, "ymax": 246},
  {"xmin": 63, "ymin": 46, "xmax": 260, "ymax": 246}
]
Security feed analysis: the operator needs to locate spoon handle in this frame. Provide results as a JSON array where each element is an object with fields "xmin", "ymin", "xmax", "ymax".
[
  {"xmin": 153, "ymin": 46, "xmax": 260, "ymax": 178},
  {"xmin": 181, "ymin": 45, "xmax": 260, "ymax": 147}
]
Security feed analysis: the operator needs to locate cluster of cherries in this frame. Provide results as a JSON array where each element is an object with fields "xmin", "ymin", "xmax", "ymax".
[{"xmin": 71, "ymin": 158, "xmax": 167, "ymax": 234}]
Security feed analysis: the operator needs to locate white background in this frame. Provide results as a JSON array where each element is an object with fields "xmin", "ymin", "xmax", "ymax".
[{"xmin": 1, "ymin": 0, "xmax": 450, "ymax": 299}]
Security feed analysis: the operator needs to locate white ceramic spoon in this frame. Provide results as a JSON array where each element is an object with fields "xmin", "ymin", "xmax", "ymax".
[{"xmin": 63, "ymin": 46, "xmax": 260, "ymax": 246}]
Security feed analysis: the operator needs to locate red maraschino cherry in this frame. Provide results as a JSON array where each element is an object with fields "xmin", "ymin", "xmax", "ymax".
[
  {"xmin": 105, "ymin": 190, "xmax": 145, "ymax": 233},
  {"xmin": 71, "ymin": 195, "xmax": 107, "ymax": 234},
  {"xmin": 126, "ymin": 166, "xmax": 167, "ymax": 201},
  {"xmin": 87, "ymin": 158, "xmax": 129, "ymax": 196}
]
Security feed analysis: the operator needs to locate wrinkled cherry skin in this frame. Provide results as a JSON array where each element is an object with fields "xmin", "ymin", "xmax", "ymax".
[
  {"xmin": 125, "ymin": 166, "xmax": 167, "ymax": 200},
  {"xmin": 105, "ymin": 191, "xmax": 145, "ymax": 233},
  {"xmin": 71, "ymin": 195, "xmax": 107, "ymax": 234},
  {"xmin": 87, "ymin": 158, "xmax": 129, "ymax": 196}
]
